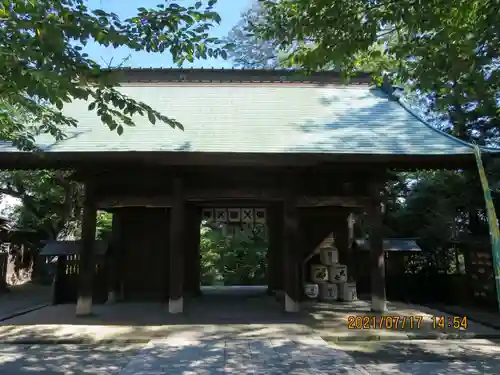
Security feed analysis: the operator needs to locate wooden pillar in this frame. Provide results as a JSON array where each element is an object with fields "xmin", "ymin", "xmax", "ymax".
[
  {"xmin": 106, "ymin": 212, "xmax": 121, "ymax": 304},
  {"xmin": 192, "ymin": 207, "xmax": 201, "ymax": 296},
  {"xmin": 184, "ymin": 205, "xmax": 201, "ymax": 297},
  {"xmin": 283, "ymin": 186, "xmax": 300, "ymax": 312},
  {"xmin": 274, "ymin": 203, "xmax": 284, "ymax": 293},
  {"xmin": 368, "ymin": 183, "xmax": 387, "ymax": 312},
  {"xmin": 335, "ymin": 213, "xmax": 349, "ymax": 266},
  {"xmin": 52, "ymin": 256, "xmax": 67, "ymax": 305},
  {"xmin": 348, "ymin": 213, "xmax": 355, "ymax": 248},
  {"xmin": 76, "ymin": 184, "xmax": 97, "ymax": 316},
  {"xmin": 169, "ymin": 177, "xmax": 185, "ymax": 313},
  {"xmin": 347, "ymin": 212, "xmax": 355, "ymax": 279},
  {"xmin": 266, "ymin": 204, "xmax": 279, "ymax": 294}
]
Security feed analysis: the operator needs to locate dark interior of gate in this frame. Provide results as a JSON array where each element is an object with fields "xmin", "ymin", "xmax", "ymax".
[
  {"xmin": 51, "ymin": 165, "xmax": 376, "ymax": 309},
  {"xmin": 106, "ymin": 208, "xmax": 350, "ymax": 302},
  {"xmin": 88, "ymin": 166, "xmax": 374, "ymax": 306}
]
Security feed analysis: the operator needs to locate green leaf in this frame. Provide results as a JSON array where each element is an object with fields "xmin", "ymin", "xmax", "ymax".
[
  {"xmin": 147, "ymin": 111, "xmax": 156, "ymax": 124},
  {"xmin": 1, "ymin": 0, "xmax": 225, "ymax": 150}
]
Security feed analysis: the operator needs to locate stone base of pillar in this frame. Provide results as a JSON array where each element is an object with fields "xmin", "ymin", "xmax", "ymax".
[
  {"xmin": 371, "ymin": 296, "xmax": 387, "ymax": 313},
  {"xmin": 106, "ymin": 291, "xmax": 117, "ymax": 304},
  {"xmin": 284, "ymin": 293, "xmax": 299, "ymax": 312},
  {"xmin": 76, "ymin": 296, "xmax": 92, "ymax": 316},
  {"xmin": 168, "ymin": 297, "xmax": 183, "ymax": 314}
]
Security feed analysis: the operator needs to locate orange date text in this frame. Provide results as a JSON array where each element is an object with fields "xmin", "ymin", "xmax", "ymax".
[{"xmin": 347, "ymin": 315, "xmax": 424, "ymax": 330}]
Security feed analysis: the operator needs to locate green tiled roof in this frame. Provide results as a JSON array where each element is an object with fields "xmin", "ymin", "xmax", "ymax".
[{"xmin": 0, "ymin": 77, "xmax": 477, "ymax": 155}]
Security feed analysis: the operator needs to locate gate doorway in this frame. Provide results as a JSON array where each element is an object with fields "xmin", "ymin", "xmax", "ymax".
[{"xmin": 198, "ymin": 207, "xmax": 269, "ymax": 295}]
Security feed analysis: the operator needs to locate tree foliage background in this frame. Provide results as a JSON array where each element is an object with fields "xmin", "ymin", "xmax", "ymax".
[{"xmin": 200, "ymin": 223, "xmax": 268, "ymax": 286}]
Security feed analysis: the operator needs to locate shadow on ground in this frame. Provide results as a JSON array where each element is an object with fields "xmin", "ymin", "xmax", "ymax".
[
  {"xmin": 0, "ymin": 287, "xmax": 500, "ymax": 373},
  {"xmin": 1, "ymin": 333, "xmax": 500, "ymax": 374},
  {"xmin": 0, "ymin": 343, "xmax": 142, "ymax": 374}
]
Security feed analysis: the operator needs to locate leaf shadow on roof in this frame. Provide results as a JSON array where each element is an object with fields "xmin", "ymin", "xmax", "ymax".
[
  {"xmin": 39, "ymin": 130, "xmax": 87, "ymax": 151},
  {"xmin": 287, "ymin": 88, "xmax": 470, "ymax": 155}
]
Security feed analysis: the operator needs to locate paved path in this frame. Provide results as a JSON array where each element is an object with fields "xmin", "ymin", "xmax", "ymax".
[
  {"xmin": 0, "ymin": 343, "xmax": 142, "ymax": 374},
  {"xmin": 0, "ymin": 283, "xmax": 51, "ymax": 320},
  {"xmin": 118, "ymin": 333, "xmax": 368, "ymax": 375},
  {"xmin": 1, "ymin": 338, "xmax": 500, "ymax": 374},
  {"xmin": 333, "ymin": 338, "xmax": 500, "ymax": 375}
]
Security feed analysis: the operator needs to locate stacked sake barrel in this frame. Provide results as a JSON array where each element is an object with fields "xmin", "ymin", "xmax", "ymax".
[{"xmin": 308, "ymin": 234, "xmax": 357, "ymax": 302}]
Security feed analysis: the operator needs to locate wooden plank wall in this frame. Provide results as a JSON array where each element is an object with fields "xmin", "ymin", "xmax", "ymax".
[{"xmin": 118, "ymin": 207, "xmax": 170, "ymax": 301}]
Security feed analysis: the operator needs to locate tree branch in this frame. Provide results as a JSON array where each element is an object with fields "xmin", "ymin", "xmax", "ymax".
[{"xmin": 0, "ymin": 187, "xmax": 23, "ymax": 199}]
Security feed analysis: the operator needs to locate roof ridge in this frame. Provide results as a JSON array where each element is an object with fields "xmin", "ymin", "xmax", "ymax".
[
  {"xmin": 102, "ymin": 67, "xmax": 373, "ymax": 84},
  {"xmin": 102, "ymin": 67, "xmax": 371, "ymax": 73}
]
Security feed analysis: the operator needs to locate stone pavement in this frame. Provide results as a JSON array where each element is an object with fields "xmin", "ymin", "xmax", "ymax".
[
  {"xmin": 1, "ymin": 337, "xmax": 499, "ymax": 374},
  {"xmin": 118, "ymin": 330, "xmax": 369, "ymax": 375},
  {"xmin": 0, "ymin": 342, "xmax": 144, "ymax": 374},
  {"xmin": 333, "ymin": 339, "xmax": 500, "ymax": 375}
]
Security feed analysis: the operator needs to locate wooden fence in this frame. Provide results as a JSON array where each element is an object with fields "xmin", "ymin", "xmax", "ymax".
[{"xmin": 50, "ymin": 254, "xmax": 108, "ymax": 304}]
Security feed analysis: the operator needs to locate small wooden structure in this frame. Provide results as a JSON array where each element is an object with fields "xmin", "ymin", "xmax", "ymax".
[
  {"xmin": 353, "ymin": 238, "xmax": 422, "ymax": 296},
  {"xmin": 450, "ymin": 237, "xmax": 497, "ymax": 309},
  {"xmin": 0, "ymin": 68, "xmax": 491, "ymax": 316},
  {"xmin": 40, "ymin": 240, "xmax": 108, "ymax": 304}
]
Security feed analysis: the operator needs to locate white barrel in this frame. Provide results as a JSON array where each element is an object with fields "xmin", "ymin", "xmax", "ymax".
[
  {"xmin": 320, "ymin": 247, "xmax": 339, "ymax": 266},
  {"xmin": 319, "ymin": 282, "xmax": 338, "ymax": 301},
  {"xmin": 339, "ymin": 281, "xmax": 357, "ymax": 302},
  {"xmin": 328, "ymin": 264, "xmax": 347, "ymax": 283},
  {"xmin": 303, "ymin": 283, "xmax": 319, "ymax": 299},
  {"xmin": 310, "ymin": 264, "xmax": 329, "ymax": 283}
]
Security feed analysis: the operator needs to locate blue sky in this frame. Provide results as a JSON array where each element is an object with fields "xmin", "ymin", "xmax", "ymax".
[{"xmin": 85, "ymin": 0, "xmax": 251, "ymax": 68}]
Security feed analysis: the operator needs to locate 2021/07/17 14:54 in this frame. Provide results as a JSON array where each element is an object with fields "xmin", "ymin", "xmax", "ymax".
[{"xmin": 347, "ymin": 315, "xmax": 425, "ymax": 330}]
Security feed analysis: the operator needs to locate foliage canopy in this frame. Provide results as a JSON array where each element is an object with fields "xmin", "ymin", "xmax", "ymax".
[
  {"xmin": 253, "ymin": 0, "xmax": 499, "ymax": 141},
  {"xmin": 0, "ymin": 0, "xmax": 226, "ymax": 150}
]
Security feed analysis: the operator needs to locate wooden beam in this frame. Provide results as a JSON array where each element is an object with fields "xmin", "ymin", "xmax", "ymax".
[
  {"xmin": 96, "ymin": 193, "xmax": 370, "ymax": 209},
  {"xmin": 297, "ymin": 196, "xmax": 369, "ymax": 207}
]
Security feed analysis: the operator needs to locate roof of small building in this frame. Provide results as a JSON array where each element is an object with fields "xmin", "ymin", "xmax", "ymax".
[
  {"xmin": 40, "ymin": 240, "xmax": 108, "ymax": 256},
  {"xmin": 354, "ymin": 238, "xmax": 422, "ymax": 252},
  {"xmin": 0, "ymin": 68, "xmax": 487, "ymax": 158}
]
